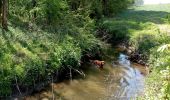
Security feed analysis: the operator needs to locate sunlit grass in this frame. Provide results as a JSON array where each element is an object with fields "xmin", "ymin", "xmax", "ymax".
[{"xmin": 133, "ymin": 4, "xmax": 170, "ymax": 12}]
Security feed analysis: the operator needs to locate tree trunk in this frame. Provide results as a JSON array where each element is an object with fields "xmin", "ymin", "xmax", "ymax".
[
  {"xmin": 32, "ymin": 0, "xmax": 36, "ymax": 19},
  {"xmin": 0, "ymin": 0, "xmax": 2, "ymax": 26},
  {"xmin": 102, "ymin": 0, "xmax": 107, "ymax": 16},
  {"xmin": 2, "ymin": 0, "xmax": 8, "ymax": 30}
]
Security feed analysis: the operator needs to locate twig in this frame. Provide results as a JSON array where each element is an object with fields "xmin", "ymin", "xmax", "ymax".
[
  {"xmin": 73, "ymin": 69, "xmax": 86, "ymax": 78},
  {"xmin": 51, "ymin": 76, "xmax": 54, "ymax": 100},
  {"xmin": 69, "ymin": 66, "xmax": 86, "ymax": 78},
  {"xmin": 15, "ymin": 75, "xmax": 22, "ymax": 96},
  {"xmin": 69, "ymin": 68, "xmax": 72, "ymax": 82}
]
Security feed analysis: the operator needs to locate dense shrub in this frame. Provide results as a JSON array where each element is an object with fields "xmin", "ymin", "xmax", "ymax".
[{"xmin": 99, "ymin": 20, "xmax": 130, "ymax": 43}]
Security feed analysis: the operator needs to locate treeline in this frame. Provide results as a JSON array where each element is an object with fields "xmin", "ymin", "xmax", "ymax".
[
  {"xmin": 0, "ymin": 0, "xmax": 134, "ymax": 29},
  {"xmin": 0, "ymin": 0, "xmax": 133, "ymax": 97}
]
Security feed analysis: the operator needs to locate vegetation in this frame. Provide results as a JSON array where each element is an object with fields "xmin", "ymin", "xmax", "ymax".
[
  {"xmin": 0, "ymin": 0, "xmax": 134, "ymax": 97},
  {"xmin": 0, "ymin": 0, "xmax": 169, "ymax": 99},
  {"xmin": 99, "ymin": 4, "xmax": 170, "ymax": 99}
]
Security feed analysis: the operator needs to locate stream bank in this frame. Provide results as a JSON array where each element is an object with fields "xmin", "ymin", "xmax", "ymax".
[{"xmin": 20, "ymin": 49, "xmax": 149, "ymax": 100}]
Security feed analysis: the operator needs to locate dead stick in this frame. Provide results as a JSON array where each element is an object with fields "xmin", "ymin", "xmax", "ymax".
[
  {"xmin": 51, "ymin": 76, "xmax": 54, "ymax": 100},
  {"xmin": 70, "ymin": 68, "xmax": 72, "ymax": 82},
  {"xmin": 15, "ymin": 75, "xmax": 22, "ymax": 95}
]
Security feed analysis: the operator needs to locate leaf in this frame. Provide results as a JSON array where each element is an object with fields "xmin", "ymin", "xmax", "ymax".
[{"xmin": 157, "ymin": 44, "xmax": 170, "ymax": 52}]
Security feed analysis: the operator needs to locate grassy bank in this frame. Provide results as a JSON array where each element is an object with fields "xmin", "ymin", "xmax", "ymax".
[
  {"xmin": 98, "ymin": 4, "xmax": 170, "ymax": 99},
  {"xmin": 0, "ymin": 13, "xmax": 103, "ymax": 97}
]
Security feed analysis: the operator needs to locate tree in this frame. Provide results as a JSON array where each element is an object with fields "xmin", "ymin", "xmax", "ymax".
[
  {"xmin": 2, "ymin": 0, "xmax": 8, "ymax": 30},
  {"xmin": 0, "ymin": 0, "xmax": 2, "ymax": 26},
  {"xmin": 32, "ymin": 0, "xmax": 37, "ymax": 19}
]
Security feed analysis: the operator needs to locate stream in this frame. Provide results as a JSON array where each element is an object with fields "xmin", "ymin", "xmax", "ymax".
[{"xmin": 24, "ymin": 53, "xmax": 149, "ymax": 100}]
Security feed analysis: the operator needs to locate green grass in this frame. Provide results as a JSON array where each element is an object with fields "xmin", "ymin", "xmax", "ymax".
[{"xmin": 100, "ymin": 4, "xmax": 170, "ymax": 54}]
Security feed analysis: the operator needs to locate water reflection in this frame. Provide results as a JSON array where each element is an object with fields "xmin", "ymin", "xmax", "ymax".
[
  {"xmin": 108, "ymin": 53, "xmax": 145, "ymax": 100},
  {"xmin": 25, "ymin": 53, "xmax": 147, "ymax": 100}
]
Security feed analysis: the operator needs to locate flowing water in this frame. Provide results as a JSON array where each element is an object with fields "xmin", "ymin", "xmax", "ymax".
[{"xmin": 24, "ymin": 53, "xmax": 149, "ymax": 100}]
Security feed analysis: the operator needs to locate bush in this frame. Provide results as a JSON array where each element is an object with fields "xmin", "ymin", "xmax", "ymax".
[{"xmin": 99, "ymin": 20, "xmax": 130, "ymax": 43}]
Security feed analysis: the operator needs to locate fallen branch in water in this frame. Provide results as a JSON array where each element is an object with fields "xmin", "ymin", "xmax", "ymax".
[
  {"xmin": 74, "ymin": 69, "xmax": 86, "ymax": 78},
  {"xmin": 67, "ymin": 66, "xmax": 86, "ymax": 78}
]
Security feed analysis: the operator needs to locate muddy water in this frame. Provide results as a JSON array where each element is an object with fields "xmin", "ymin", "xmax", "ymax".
[{"xmin": 25, "ymin": 53, "xmax": 148, "ymax": 100}]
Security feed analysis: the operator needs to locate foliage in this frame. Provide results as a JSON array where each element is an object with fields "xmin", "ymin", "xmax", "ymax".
[
  {"xmin": 1, "ymin": 0, "xmax": 103, "ymax": 97},
  {"xmin": 143, "ymin": 44, "xmax": 170, "ymax": 99},
  {"xmin": 99, "ymin": 20, "xmax": 131, "ymax": 43},
  {"xmin": 102, "ymin": 0, "xmax": 134, "ymax": 16}
]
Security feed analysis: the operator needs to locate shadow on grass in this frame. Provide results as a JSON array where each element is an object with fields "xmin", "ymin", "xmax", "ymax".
[
  {"xmin": 100, "ymin": 9, "xmax": 170, "ymax": 44},
  {"xmin": 117, "ymin": 10, "xmax": 170, "ymax": 24},
  {"xmin": 8, "ymin": 15, "xmax": 59, "ymax": 55},
  {"xmin": 1, "ymin": 29, "xmax": 16, "ymax": 53},
  {"xmin": 9, "ymin": 15, "xmax": 29, "ymax": 31}
]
